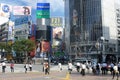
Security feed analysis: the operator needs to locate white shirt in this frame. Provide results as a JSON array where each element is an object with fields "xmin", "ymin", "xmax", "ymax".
[
  {"xmin": 2, "ymin": 62, "xmax": 6, "ymax": 66},
  {"xmin": 68, "ymin": 63, "xmax": 73, "ymax": 69},
  {"xmin": 81, "ymin": 64, "xmax": 86, "ymax": 69},
  {"xmin": 113, "ymin": 65, "xmax": 118, "ymax": 71}
]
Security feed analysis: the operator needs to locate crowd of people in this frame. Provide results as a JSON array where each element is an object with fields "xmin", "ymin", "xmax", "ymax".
[{"xmin": 66, "ymin": 61, "xmax": 120, "ymax": 80}]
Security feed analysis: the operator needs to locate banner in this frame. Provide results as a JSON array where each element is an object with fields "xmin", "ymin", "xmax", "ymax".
[{"xmin": 13, "ymin": 6, "xmax": 31, "ymax": 15}]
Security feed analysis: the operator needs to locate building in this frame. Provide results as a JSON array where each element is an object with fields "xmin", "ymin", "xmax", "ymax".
[{"xmin": 65, "ymin": 0, "xmax": 120, "ymax": 62}]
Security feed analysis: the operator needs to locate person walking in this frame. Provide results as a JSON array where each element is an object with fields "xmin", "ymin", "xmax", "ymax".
[
  {"xmin": 58, "ymin": 62, "xmax": 62, "ymax": 71},
  {"xmin": 24, "ymin": 63, "xmax": 29, "ymax": 73},
  {"xmin": 1, "ymin": 61, "xmax": 6, "ymax": 73},
  {"xmin": 68, "ymin": 62, "xmax": 73, "ymax": 74},
  {"xmin": 112, "ymin": 63, "xmax": 119, "ymax": 80},
  {"xmin": 29, "ymin": 63, "xmax": 32, "ymax": 71},
  {"xmin": 76, "ymin": 62, "xmax": 80, "ymax": 72},
  {"xmin": 44, "ymin": 61, "xmax": 49, "ymax": 75},
  {"xmin": 10, "ymin": 62, "xmax": 14, "ymax": 72},
  {"xmin": 81, "ymin": 63, "xmax": 86, "ymax": 76},
  {"xmin": 118, "ymin": 62, "xmax": 120, "ymax": 74}
]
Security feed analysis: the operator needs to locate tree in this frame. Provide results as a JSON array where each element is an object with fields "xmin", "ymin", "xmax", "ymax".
[{"xmin": 12, "ymin": 39, "xmax": 35, "ymax": 63}]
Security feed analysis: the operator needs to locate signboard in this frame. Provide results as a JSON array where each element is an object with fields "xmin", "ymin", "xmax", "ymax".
[
  {"xmin": 0, "ymin": 3, "xmax": 12, "ymax": 18},
  {"xmin": 15, "ymin": 16, "xmax": 28, "ymax": 26},
  {"xmin": 36, "ymin": 3, "xmax": 50, "ymax": 19},
  {"xmin": 36, "ymin": 10, "xmax": 50, "ymax": 18},
  {"xmin": 37, "ymin": 3, "xmax": 50, "ymax": 10},
  {"xmin": 13, "ymin": 6, "xmax": 31, "ymax": 15},
  {"xmin": 50, "ymin": 17, "xmax": 63, "ymax": 27}
]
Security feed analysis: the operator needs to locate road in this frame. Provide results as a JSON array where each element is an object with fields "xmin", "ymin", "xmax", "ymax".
[{"xmin": 0, "ymin": 64, "xmax": 117, "ymax": 80}]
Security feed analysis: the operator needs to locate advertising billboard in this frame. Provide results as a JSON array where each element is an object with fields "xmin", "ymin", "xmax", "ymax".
[
  {"xmin": 13, "ymin": 6, "xmax": 31, "ymax": 15},
  {"xmin": 14, "ymin": 16, "xmax": 28, "ymax": 26},
  {"xmin": 41, "ymin": 40, "xmax": 50, "ymax": 52},
  {"xmin": 50, "ymin": 17, "xmax": 63, "ymax": 27},
  {"xmin": 52, "ymin": 27, "xmax": 63, "ymax": 46}
]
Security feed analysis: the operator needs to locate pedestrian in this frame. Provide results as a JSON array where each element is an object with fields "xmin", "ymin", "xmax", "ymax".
[
  {"xmin": 68, "ymin": 62, "xmax": 73, "ymax": 74},
  {"xmin": 76, "ymin": 62, "xmax": 80, "ymax": 72},
  {"xmin": 112, "ymin": 63, "xmax": 119, "ymax": 80},
  {"xmin": 29, "ymin": 63, "xmax": 32, "ymax": 71},
  {"xmin": 44, "ymin": 61, "xmax": 49, "ymax": 75},
  {"xmin": 24, "ymin": 63, "xmax": 29, "ymax": 73},
  {"xmin": 10, "ymin": 62, "xmax": 14, "ymax": 72},
  {"xmin": 1, "ymin": 61, "xmax": 6, "ymax": 73},
  {"xmin": 110, "ymin": 62, "xmax": 114, "ymax": 75},
  {"xmin": 96, "ymin": 63, "xmax": 100, "ymax": 75},
  {"xmin": 81, "ymin": 63, "xmax": 86, "ymax": 76},
  {"xmin": 118, "ymin": 62, "xmax": 120, "ymax": 74},
  {"xmin": 58, "ymin": 62, "xmax": 62, "ymax": 71}
]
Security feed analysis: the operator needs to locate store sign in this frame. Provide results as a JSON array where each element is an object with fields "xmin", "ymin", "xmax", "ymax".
[
  {"xmin": 116, "ymin": 9, "xmax": 120, "ymax": 39},
  {"xmin": 0, "ymin": 3, "xmax": 12, "ymax": 18}
]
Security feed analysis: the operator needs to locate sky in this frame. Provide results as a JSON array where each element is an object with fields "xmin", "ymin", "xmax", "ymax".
[{"xmin": 0, "ymin": 0, "xmax": 65, "ymax": 23}]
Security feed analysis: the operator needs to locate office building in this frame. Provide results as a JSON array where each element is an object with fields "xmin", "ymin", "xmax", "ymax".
[{"xmin": 65, "ymin": 0, "xmax": 120, "ymax": 62}]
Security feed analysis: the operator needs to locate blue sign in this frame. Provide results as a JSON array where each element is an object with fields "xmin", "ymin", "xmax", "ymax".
[
  {"xmin": 37, "ymin": 3, "xmax": 50, "ymax": 10},
  {"xmin": 15, "ymin": 16, "xmax": 28, "ymax": 26},
  {"xmin": 2, "ymin": 5, "xmax": 10, "ymax": 13}
]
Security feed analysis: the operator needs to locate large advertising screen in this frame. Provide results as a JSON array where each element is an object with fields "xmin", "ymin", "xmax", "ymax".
[
  {"xmin": 52, "ymin": 27, "xmax": 63, "ymax": 46},
  {"xmin": 41, "ymin": 40, "xmax": 50, "ymax": 52},
  {"xmin": 13, "ymin": 6, "xmax": 31, "ymax": 15}
]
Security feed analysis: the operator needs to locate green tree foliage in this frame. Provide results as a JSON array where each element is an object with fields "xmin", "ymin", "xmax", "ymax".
[
  {"xmin": 13, "ymin": 39, "xmax": 35, "ymax": 53},
  {"xmin": 12, "ymin": 39, "xmax": 35, "ymax": 63}
]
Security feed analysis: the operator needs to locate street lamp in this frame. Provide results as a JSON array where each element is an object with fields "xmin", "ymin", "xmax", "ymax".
[{"xmin": 95, "ymin": 36, "xmax": 105, "ymax": 63}]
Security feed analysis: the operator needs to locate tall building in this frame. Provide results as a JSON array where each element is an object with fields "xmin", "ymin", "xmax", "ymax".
[{"xmin": 65, "ymin": 0, "xmax": 120, "ymax": 61}]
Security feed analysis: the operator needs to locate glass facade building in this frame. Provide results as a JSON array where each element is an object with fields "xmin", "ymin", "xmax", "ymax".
[{"xmin": 65, "ymin": 0, "xmax": 120, "ymax": 60}]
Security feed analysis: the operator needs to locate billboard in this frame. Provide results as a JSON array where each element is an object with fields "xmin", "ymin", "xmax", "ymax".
[
  {"xmin": 36, "ymin": 10, "xmax": 50, "ymax": 19},
  {"xmin": 13, "ymin": 6, "xmax": 31, "ymax": 15},
  {"xmin": 50, "ymin": 17, "xmax": 63, "ymax": 27},
  {"xmin": 36, "ymin": 3, "xmax": 50, "ymax": 19},
  {"xmin": 41, "ymin": 40, "xmax": 50, "ymax": 52},
  {"xmin": 37, "ymin": 3, "xmax": 50, "ymax": 10},
  {"xmin": 0, "ymin": 3, "xmax": 12, "ymax": 18},
  {"xmin": 52, "ymin": 27, "xmax": 63, "ymax": 46},
  {"xmin": 14, "ymin": 16, "xmax": 28, "ymax": 26}
]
